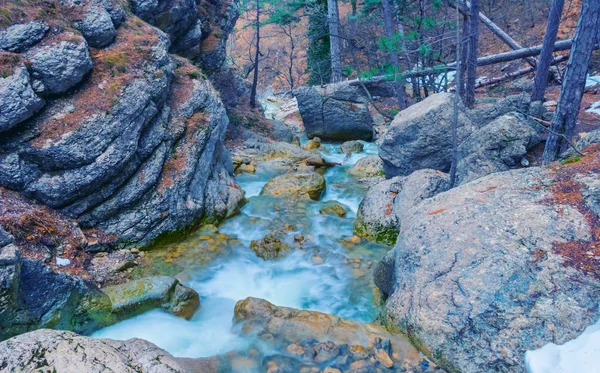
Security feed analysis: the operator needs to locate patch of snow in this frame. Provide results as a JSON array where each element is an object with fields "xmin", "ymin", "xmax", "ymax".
[
  {"xmin": 586, "ymin": 101, "xmax": 600, "ymax": 116},
  {"xmin": 56, "ymin": 257, "xmax": 70, "ymax": 267},
  {"xmin": 585, "ymin": 74, "xmax": 600, "ymax": 88},
  {"xmin": 525, "ymin": 316, "xmax": 600, "ymax": 373}
]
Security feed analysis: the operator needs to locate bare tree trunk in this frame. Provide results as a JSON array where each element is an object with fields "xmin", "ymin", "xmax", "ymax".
[
  {"xmin": 327, "ymin": 0, "xmax": 343, "ymax": 83},
  {"xmin": 450, "ymin": 2, "xmax": 462, "ymax": 188},
  {"xmin": 464, "ymin": 0, "xmax": 480, "ymax": 108},
  {"xmin": 381, "ymin": 0, "xmax": 407, "ymax": 109},
  {"xmin": 459, "ymin": 4, "xmax": 469, "ymax": 99},
  {"xmin": 531, "ymin": 0, "xmax": 565, "ymax": 102},
  {"xmin": 542, "ymin": 0, "xmax": 600, "ymax": 165},
  {"xmin": 249, "ymin": 0, "xmax": 260, "ymax": 108}
]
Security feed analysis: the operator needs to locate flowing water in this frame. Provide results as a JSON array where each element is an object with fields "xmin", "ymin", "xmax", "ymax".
[{"xmin": 92, "ymin": 141, "xmax": 391, "ymax": 358}]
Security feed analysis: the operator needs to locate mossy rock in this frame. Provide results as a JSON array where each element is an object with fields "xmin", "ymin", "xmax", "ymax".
[
  {"xmin": 319, "ymin": 202, "xmax": 347, "ymax": 217},
  {"xmin": 103, "ymin": 276, "xmax": 200, "ymax": 320}
]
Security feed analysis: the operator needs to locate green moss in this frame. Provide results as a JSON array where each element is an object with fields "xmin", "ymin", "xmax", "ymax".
[
  {"xmin": 561, "ymin": 155, "xmax": 581, "ymax": 165},
  {"xmin": 104, "ymin": 52, "xmax": 129, "ymax": 73},
  {"xmin": 354, "ymin": 221, "xmax": 398, "ymax": 245}
]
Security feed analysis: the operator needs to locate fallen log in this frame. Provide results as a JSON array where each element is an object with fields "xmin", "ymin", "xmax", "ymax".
[
  {"xmin": 306, "ymin": 160, "xmax": 341, "ymax": 167},
  {"xmin": 346, "ymin": 39, "xmax": 597, "ymax": 84},
  {"xmin": 449, "ymin": 0, "xmax": 538, "ymax": 67},
  {"xmin": 474, "ymin": 55, "xmax": 568, "ymax": 88}
]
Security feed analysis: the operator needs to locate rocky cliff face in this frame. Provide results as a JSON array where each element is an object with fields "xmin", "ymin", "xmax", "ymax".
[{"xmin": 0, "ymin": 0, "xmax": 243, "ymax": 248}]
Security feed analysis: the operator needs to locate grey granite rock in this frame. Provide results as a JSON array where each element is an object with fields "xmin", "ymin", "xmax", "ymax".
[
  {"xmin": 27, "ymin": 34, "xmax": 93, "ymax": 95},
  {"xmin": 0, "ymin": 66, "xmax": 45, "ymax": 132},
  {"xmin": 0, "ymin": 21, "xmax": 48, "ymax": 52}
]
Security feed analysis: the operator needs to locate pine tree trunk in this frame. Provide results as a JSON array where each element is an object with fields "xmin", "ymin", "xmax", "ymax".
[
  {"xmin": 249, "ymin": 0, "xmax": 260, "ymax": 108},
  {"xmin": 381, "ymin": 0, "xmax": 407, "ymax": 109},
  {"xmin": 464, "ymin": 0, "xmax": 480, "ymax": 108},
  {"xmin": 459, "ymin": 7, "xmax": 469, "ymax": 99},
  {"xmin": 327, "ymin": 0, "xmax": 343, "ymax": 83},
  {"xmin": 542, "ymin": 0, "xmax": 600, "ymax": 165},
  {"xmin": 531, "ymin": 0, "xmax": 565, "ymax": 102}
]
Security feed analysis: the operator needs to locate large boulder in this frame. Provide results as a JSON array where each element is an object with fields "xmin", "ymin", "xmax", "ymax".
[
  {"xmin": 75, "ymin": 6, "xmax": 117, "ymax": 48},
  {"xmin": 0, "ymin": 329, "xmax": 198, "ymax": 372},
  {"xmin": 456, "ymin": 112, "xmax": 541, "ymax": 184},
  {"xmin": 379, "ymin": 92, "xmax": 476, "ymax": 177},
  {"xmin": 375, "ymin": 149, "xmax": 600, "ymax": 372},
  {"xmin": 0, "ymin": 21, "xmax": 48, "ymax": 52},
  {"xmin": 103, "ymin": 276, "xmax": 200, "ymax": 320},
  {"xmin": 261, "ymin": 172, "xmax": 326, "ymax": 200},
  {"xmin": 295, "ymin": 84, "xmax": 374, "ymax": 141},
  {"xmin": 26, "ymin": 33, "xmax": 93, "ymax": 95},
  {"xmin": 0, "ymin": 65, "xmax": 45, "ymax": 132},
  {"xmin": 0, "ymin": 245, "xmax": 114, "ymax": 341},
  {"xmin": 355, "ymin": 169, "xmax": 449, "ymax": 244},
  {"xmin": 233, "ymin": 297, "xmax": 441, "ymax": 372}
]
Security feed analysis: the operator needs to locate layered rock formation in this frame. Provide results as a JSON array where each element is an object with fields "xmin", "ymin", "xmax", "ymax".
[
  {"xmin": 374, "ymin": 145, "xmax": 600, "ymax": 372},
  {"xmin": 0, "ymin": 0, "xmax": 243, "ymax": 248},
  {"xmin": 0, "ymin": 0, "xmax": 242, "ymax": 340}
]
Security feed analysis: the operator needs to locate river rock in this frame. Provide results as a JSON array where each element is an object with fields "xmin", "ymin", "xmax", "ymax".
[
  {"xmin": 456, "ymin": 112, "xmax": 541, "ymax": 184},
  {"xmin": 355, "ymin": 169, "xmax": 449, "ymax": 245},
  {"xmin": 354, "ymin": 177, "xmax": 404, "ymax": 244},
  {"xmin": 0, "ymin": 21, "xmax": 48, "ymax": 52},
  {"xmin": 233, "ymin": 297, "xmax": 440, "ymax": 372},
  {"xmin": 0, "ymin": 65, "xmax": 45, "ymax": 132},
  {"xmin": 103, "ymin": 276, "xmax": 200, "ymax": 320},
  {"xmin": 339, "ymin": 140, "xmax": 364, "ymax": 155},
  {"xmin": 304, "ymin": 136, "xmax": 321, "ymax": 150},
  {"xmin": 249, "ymin": 233, "xmax": 292, "ymax": 260},
  {"xmin": 0, "ymin": 245, "xmax": 114, "ymax": 341},
  {"xmin": 379, "ymin": 92, "xmax": 475, "ymax": 177},
  {"xmin": 295, "ymin": 84, "xmax": 374, "ymax": 141},
  {"xmin": 0, "ymin": 329, "xmax": 191, "ymax": 372},
  {"xmin": 319, "ymin": 202, "xmax": 347, "ymax": 217},
  {"xmin": 27, "ymin": 33, "xmax": 93, "ymax": 95},
  {"xmin": 376, "ymin": 149, "xmax": 600, "ymax": 372},
  {"xmin": 348, "ymin": 155, "xmax": 384, "ymax": 178},
  {"xmin": 261, "ymin": 172, "xmax": 326, "ymax": 200}
]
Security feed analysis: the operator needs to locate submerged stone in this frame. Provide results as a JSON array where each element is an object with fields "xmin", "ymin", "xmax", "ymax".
[{"xmin": 249, "ymin": 234, "xmax": 292, "ymax": 260}]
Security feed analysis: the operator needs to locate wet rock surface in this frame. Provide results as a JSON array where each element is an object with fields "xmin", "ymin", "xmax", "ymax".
[
  {"xmin": 233, "ymin": 297, "xmax": 443, "ymax": 372},
  {"xmin": 103, "ymin": 275, "xmax": 200, "ymax": 320},
  {"xmin": 355, "ymin": 169, "xmax": 449, "ymax": 244},
  {"xmin": 376, "ymin": 149, "xmax": 600, "ymax": 372},
  {"xmin": 261, "ymin": 172, "xmax": 326, "ymax": 200},
  {"xmin": 348, "ymin": 155, "xmax": 384, "ymax": 178},
  {"xmin": 295, "ymin": 84, "xmax": 374, "ymax": 141},
  {"xmin": 250, "ymin": 233, "xmax": 292, "ymax": 260},
  {"xmin": 0, "ymin": 245, "xmax": 114, "ymax": 341}
]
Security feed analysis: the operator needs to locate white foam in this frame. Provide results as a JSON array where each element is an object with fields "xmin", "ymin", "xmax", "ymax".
[{"xmin": 525, "ymin": 316, "xmax": 600, "ymax": 373}]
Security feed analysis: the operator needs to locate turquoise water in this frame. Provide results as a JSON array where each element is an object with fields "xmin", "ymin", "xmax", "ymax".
[{"xmin": 92, "ymin": 141, "xmax": 390, "ymax": 358}]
